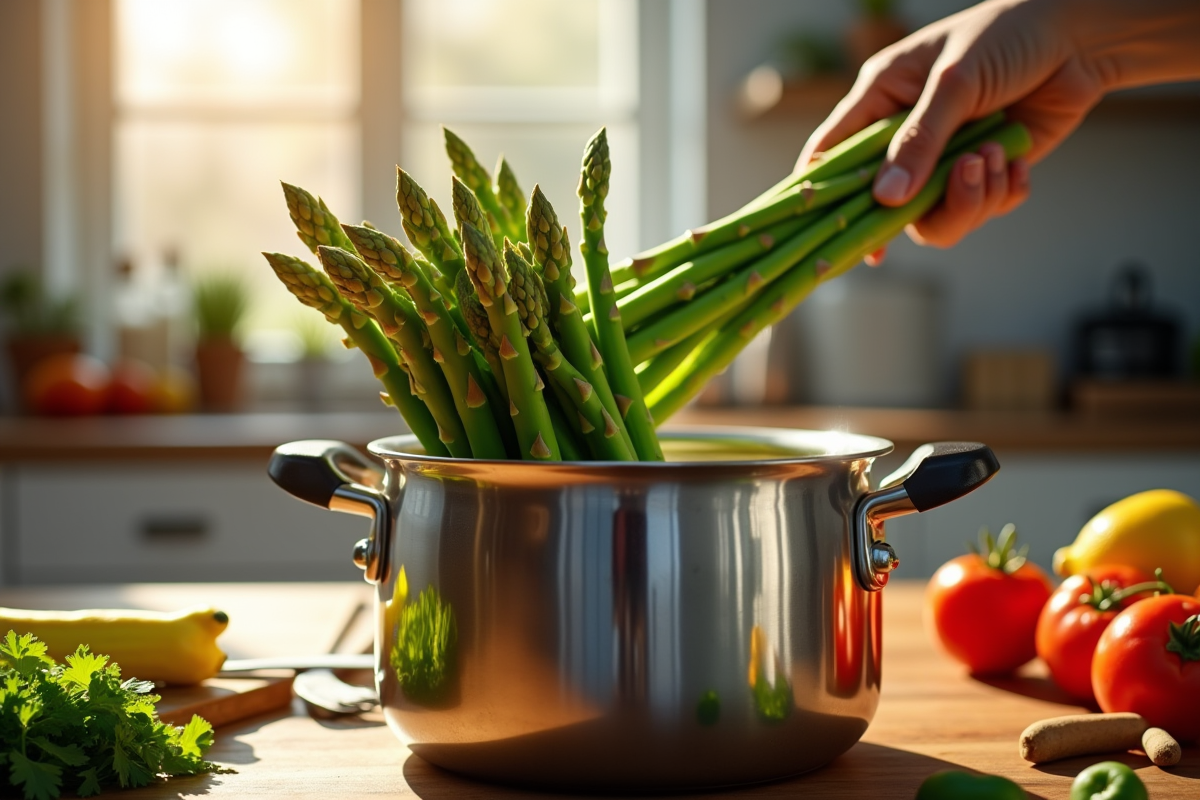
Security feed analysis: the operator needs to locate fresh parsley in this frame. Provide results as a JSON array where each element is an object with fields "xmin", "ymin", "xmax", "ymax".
[{"xmin": 0, "ymin": 630, "xmax": 227, "ymax": 799}]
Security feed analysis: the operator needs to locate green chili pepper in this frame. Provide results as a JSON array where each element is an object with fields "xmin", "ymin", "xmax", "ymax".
[
  {"xmin": 1070, "ymin": 762, "xmax": 1147, "ymax": 800},
  {"xmin": 915, "ymin": 770, "xmax": 1026, "ymax": 799}
]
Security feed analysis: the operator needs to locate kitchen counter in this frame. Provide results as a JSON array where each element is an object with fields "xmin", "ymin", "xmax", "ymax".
[
  {"xmin": 1, "ymin": 582, "xmax": 1194, "ymax": 799},
  {"xmin": 1, "ymin": 405, "xmax": 1197, "ymax": 462}
]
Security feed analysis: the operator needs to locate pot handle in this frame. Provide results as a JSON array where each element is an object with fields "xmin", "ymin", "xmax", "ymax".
[
  {"xmin": 851, "ymin": 442, "xmax": 1000, "ymax": 592},
  {"xmin": 268, "ymin": 440, "xmax": 391, "ymax": 584}
]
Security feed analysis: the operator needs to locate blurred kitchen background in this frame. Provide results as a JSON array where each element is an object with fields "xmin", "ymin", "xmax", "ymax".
[{"xmin": 1, "ymin": 0, "xmax": 1198, "ymax": 585}]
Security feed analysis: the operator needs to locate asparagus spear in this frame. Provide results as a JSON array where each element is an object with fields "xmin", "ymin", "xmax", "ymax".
[
  {"xmin": 635, "ymin": 304, "xmax": 742, "ymax": 396},
  {"xmin": 262, "ymin": 251, "xmax": 449, "ymax": 457},
  {"xmin": 451, "ymin": 176, "xmax": 503, "ymax": 253},
  {"xmin": 281, "ymin": 182, "xmax": 356, "ymax": 254},
  {"xmin": 527, "ymin": 185, "xmax": 635, "ymax": 455},
  {"xmin": 494, "ymin": 156, "xmax": 527, "ymax": 244},
  {"xmin": 609, "ymin": 216, "xmax": 810, "ymax": 330},
  {"xmin": 646, "ymin": 121, "xmax": 1034, "ymax": 421},
  {"xmin": 543, "ymin": 378, "xmax": 587, "ymax": 461},
  {"xmin": 443, "ymin": 127, "xmax": 521, "ymax": 244},
  {"xmin": 396, "ymin": 167, "xmax": 465, "ymax": 280},
  {"xmin": 504, "ymin": 243, "xmax": 634, "ymax": 461},
  {"xmin": 460, "ymin": 221, "xmax": 560, "ymax": 461},
  {"xmin": 318, "ymin": 245, "xmax": 473, "ymax": 458},
  {"xmin": 579, "ymin": 128, "xmax": 663, "ymax": 461},
  {"xmin": 340, "ymin": 223, "xmax": 510, "ymax": 460},
  {"xmin": 625, "ymin": 192, "xmax": 875, "ymax": 364}
]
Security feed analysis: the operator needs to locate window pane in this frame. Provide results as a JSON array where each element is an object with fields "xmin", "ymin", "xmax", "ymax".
[
  {"xmin": 403, "ymin": 0, "xmax": 601, "ymax": 89},
  {"xmin": 400, "ymin": 122, "xmax": 638, "ymax": 277},
  {"xmin": 115, "ymin": 0, "xmax": 358, "ymax": 109},
  {"xmin": 114, "ymin": 121, "xmax": 360, "ymax": 332}
]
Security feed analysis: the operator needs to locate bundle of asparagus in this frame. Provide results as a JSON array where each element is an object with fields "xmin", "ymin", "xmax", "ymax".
[{"xmin": 264, "ymin": 112, "xmax": 1030, "ymax": 461}]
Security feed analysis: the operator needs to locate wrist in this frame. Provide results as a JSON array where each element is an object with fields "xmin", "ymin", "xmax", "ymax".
[{"xmin": 1061, "ymin": 0, "xmax": 1200, "ymax": 92}]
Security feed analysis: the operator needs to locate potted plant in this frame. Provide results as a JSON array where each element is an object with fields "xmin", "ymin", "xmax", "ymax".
[
  {"xmin": 193, "ymin": 273, "xmax": 249, "ymax": 412},
  {"xmin": 1, "ymin": 269, "xmax": 82, "ymax": 409},
  {"xmin": 845, "ymin": 0, "xmax": 907, "ymax": 72}
]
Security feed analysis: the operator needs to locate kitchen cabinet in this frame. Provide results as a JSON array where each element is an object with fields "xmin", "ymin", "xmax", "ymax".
[{"xmin": 2, "ymin": 463, "xmax": 366, "ymax": 584}]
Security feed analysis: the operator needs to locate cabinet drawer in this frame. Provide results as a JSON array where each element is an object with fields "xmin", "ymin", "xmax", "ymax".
[{"xmin": 14, "ymin": 463, "xmax": 367, "ymax": 583}]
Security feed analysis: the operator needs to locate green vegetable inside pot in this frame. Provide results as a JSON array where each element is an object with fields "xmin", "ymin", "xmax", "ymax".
[
  {"xmin": 915, "ymin": 769, "xmax": 1026, "ymax": 799},
  {"xmin": 1070, "ymin": 761, "xmax": 1147, "ymax": 800}
]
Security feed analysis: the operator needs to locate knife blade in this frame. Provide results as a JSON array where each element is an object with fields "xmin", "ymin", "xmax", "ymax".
[{"xmin": 218, "ymin": 653, "xmax": 374, "ymax": 674}]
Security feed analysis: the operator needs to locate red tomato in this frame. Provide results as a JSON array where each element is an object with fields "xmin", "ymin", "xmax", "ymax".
[
  {"xmin": 106, "ymin": 359, "xmax": 157, "ymax": 414},
  {"xmin": 1035, "ymin": 565, "xmax": 1159, "ymax": 701},
  {"xmin": 24, "ymin": 354, "xmax": 110, "ymax": 416},
  {"xmin": 926, "ymin": 526, "xmax": 1054, "ymax": 675},
  {"xmin": 1093, "ymin": 594, "xmax": 1200, "ymax": 741}
]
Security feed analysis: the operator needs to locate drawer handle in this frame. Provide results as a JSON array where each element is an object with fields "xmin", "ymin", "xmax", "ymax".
[{"xmin": 140, "ymin": 516, "xmax": 210, "ymax": 541}]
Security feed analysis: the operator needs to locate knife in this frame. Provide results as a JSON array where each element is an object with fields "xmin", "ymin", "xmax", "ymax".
[{"xmin": 218, "ymin": 653, "xmax": 374, "ymax": 674}]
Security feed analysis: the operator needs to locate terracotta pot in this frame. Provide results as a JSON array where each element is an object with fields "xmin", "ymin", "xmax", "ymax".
[
  {"xmin": 195, "ymin": 337, "xmax": 245, "ymax": 412},
  {"xmin": 6, "ymin": 335, "xmax": 82, "ymax": 411}
]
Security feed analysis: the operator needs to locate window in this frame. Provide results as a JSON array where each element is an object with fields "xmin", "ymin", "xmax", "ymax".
[
  {"xmin": 112, "ymin": 0, "xmax": 360, "ymax": 358},
  {"xmin": 398, "ymin": 0, "xmax": 641, "ymax": 270}
]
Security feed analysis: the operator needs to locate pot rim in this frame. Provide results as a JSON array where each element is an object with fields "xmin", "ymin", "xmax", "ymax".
[{"xmin": 367, "ymin": 424, "xmax": 893, "ymax": 467}]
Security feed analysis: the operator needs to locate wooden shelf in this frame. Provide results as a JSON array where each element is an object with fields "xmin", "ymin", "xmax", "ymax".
[{"xmin": 1, "ymin": 406, "xmax": 1196, "ymax": 463}]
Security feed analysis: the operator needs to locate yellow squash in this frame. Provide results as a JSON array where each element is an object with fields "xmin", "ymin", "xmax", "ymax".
[
  {"xmin": 1054, "ymin": 489, "xmax": 1200, "ymax": 594},
  {"xmin": 0, "ymin": 605, "xmax": 228, "ymax": 685}
]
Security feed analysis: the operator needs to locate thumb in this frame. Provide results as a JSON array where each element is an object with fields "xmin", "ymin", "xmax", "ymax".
[{"xmin": 873, "ymin": 65, "xmax": 974, "ymax": 206}]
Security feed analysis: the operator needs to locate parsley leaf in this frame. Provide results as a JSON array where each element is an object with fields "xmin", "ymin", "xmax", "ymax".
[{"xmin": 0, "ymin": 631, "xmax": 229, "ymax": 799}]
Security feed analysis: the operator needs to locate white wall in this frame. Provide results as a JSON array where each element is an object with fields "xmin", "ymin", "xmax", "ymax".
[{"xmin": 706, "ymin": 0, "xmax": 1200, "ymax": 404}]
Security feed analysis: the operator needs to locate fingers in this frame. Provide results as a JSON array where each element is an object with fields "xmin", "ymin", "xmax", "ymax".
[
  {"xmin": 798, "ymin": 85, "xmax": 906, "ymax": 171},
  {"xmin": 864, "ymin": 246, "xmax": 888, "ymax": 267},
  {"xmin": 907, "ymin": 151, "xmax": 1030, "ymax": 247},
  {"xmin": 874, "ymin": 64, "xmax": 976, "ymax": 206}
]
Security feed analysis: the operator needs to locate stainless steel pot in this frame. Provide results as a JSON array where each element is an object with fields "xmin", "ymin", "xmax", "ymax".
[{"xmin": 269, "ymin": 427, "xmax": 999, "ymax": 791}]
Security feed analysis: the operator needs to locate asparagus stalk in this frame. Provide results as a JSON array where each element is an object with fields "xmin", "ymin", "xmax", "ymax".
[
  {"xmin": 635, "ymin": 304, "xmax": 742, "ymax": 396},
  {"xmin": 527, "ymin": 185, "xmax": 635, "ymax": 455},
  {"xmin": 460, "ymin": 221, "xmax": 561, "ymax": 461},
  {"xmin": 579, "ymin": 128, "xmax": 663, "ymax": 461},
  {"xmin": 625, "ymin": 192, "xmax": 875, "ymax": 364},
  {"xmin": 340, "ymin": 223, "xmax": 510, "ymax": 460},
  {"xmin": 543, "ymin": 378, "xmax": 587, "ymax": 461},
  {"xmin": 451, "ymin": 176, "xmax": 503, "ymax": 253},
  {"xmin": 396, "ymin": 167, "xmax": 465, "ymax": 280},
  {"xmin": 262, "ymin": 251, "xmax": 449, "ymax": 457},
  {"xmin": 494, "ymin": 156, "xmax": 527, "ymax": 244},
  {"xmin": 281, "ymin": 182, "xmax": 356, "ymax": 254},
  {"xmin": 608, "ymin": 216, "xmax": 810, "ymax": 330},
  {"xmin": 504, "ymin": 243, "xmax": 635, "ymax": 461},
  {"xmin": 318, "ymin": 245, "xmax": 473, "ymax": 458},
  {"xmin": 443, "ymin": 127, "xmax": 521, "ymax": 244},
  {"xmin": 646, "ymin": 121, "xmax": 1033, "ymax": 422}
]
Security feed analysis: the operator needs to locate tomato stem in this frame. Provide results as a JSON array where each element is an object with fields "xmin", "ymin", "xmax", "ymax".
[
  {"xmin": 1083, "ymin": 568, "xmax": 1174, "ymax": 612},
  {"xmin": 1166, "ymin": 614, "xmax": 1200, "ymax": 663},
  {"xmin": 968, "ymin": 523, "xmax": 1028, "ymax": 575}
]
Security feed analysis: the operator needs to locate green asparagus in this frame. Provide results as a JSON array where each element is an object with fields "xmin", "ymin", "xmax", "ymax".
[
  {"xmin": 262, "ymin": 251, "xmax": 449, "ymax": 457},
  {"xmin": 281, "ymin": 182, "xmax": 356, "ymax": 254},
  {"xmin": 460, "ymin": 221, "xmax": 560, "ymax": 461},
  {"xmin": 494, "ymin": 156, "xmax": 528, "ymax": 244},
  {"xmin": 444, "ymin": 127, "xmax": 520, "ymax": 244},
  {"xmin": 318, "ymin": 245, "xmax": 473, "ymax": 458},
  {"xmin": 579, "ymin": 128, "xmax": 663, "ymax": 461},
  {"xmin": 505, "ymin": 243, "xmax": 634, "ymax": 461},
  {"xmin": 527, "ymin": 185, "xmax": 634, "ymax": 455},
  {"xmin": 340, "ymin": 223, "xmax": 510, "ymax": 459}
]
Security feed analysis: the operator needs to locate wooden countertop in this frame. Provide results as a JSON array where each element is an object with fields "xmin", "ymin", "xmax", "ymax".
[
  {"xmin": 1, "ymin": 406, "xmax": 1197, "ymax": 462},
  {"xmin": 0, "ymin": 582, "xmax": 1194, "ymax": 799}
]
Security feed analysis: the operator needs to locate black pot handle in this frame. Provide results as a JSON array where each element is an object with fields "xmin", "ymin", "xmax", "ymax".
[
  {"xmin": 879, "ymin": 441, "xmax": 1001, "ymax": 512},
  {"xmin": 268, "ymin": 440, "xmax": 391, "ymax": 583},
  {"xmin": 852, "ymin": 442, "xmax": 1001, "ymax": 591}
]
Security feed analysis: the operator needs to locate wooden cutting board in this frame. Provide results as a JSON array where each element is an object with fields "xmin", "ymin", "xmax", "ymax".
[{"xmin": 157, "ymin": 673, "xmax": 295, "ymax": 728}]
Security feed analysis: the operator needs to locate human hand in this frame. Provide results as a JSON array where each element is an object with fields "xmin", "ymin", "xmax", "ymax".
[{"xmin": 800, "ymin": 0, "xmax": 1107, "ymax": 252}]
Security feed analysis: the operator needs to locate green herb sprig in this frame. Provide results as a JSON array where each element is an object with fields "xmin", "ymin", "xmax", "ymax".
[{"xmin": 0, "ymin": 631, "xmax": 227, "ymax": 799}]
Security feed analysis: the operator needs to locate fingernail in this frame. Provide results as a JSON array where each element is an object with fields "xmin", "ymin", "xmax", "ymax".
[
  {"xmin": 962, "ymin": 155, "xmax": 984, "ymax": 187},
  {"xmin": 874, "ymin": 165, "xmax": 911, "ymax": 203},
  {"xmin": 984, "ymin": 145, "xmax": 1005, "ymax": 173}
]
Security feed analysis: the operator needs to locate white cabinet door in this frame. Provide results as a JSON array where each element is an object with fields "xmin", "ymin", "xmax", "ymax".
[
  {"xmin": 14, "ymin": 462, "xmax": 369, "ymax": 584},
  {"xmin": 885, "ymin": 452, "xmax": 1200, "ymax": 580}
]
